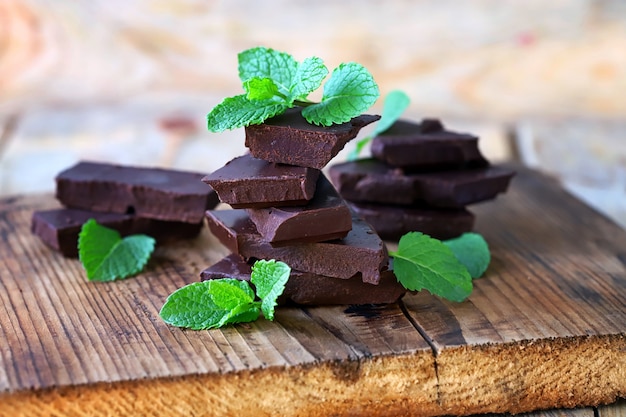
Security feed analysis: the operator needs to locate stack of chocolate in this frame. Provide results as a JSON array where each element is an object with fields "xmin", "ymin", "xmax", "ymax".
[
  {"xmin": 201, "ymin": 108, "xmax": 407, "ymax": 305},
  {"xmin": 329, "ymin": 118, "xmax": 515, "ymax": 241},
  {"xmin": 31, "ymin": 161, "xmax": 220, "ymax": 257}
]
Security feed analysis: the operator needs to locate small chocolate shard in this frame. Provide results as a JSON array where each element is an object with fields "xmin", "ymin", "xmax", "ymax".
[
  {"xmin": 202, "ymin": 154, "xmax": 320, "ymax": 208},
  {"xmin": 348, "ymin": 202, "xmax": 475, "ymax": 241},
  {"xmin": 205, "ymin": 209, "xmax": 388, "ymax": 284},
  {"xmin": 245, "ymin": 107, "xmax": 380, "ymax": 169},
  {"xmin": 56, "ymin": 161, "xmax": 218, "ymax": 223},
  {"xmin": 329, "ymin": 159, "xmax": 515, "ymax": 208},
  {"xmin": 246, "ymin": 173, "xmax": 352, "ymax": 245},
  {"xmin": 31, "ymin": 208, "xmax": 203, "ymax": 257},
  {"xmin": 200, "ymin": 254, "xmax": 406, "ymax": 306},
  {"xmin": 371, "ymin": 119, "xmax": 488, "ymax": 171}
]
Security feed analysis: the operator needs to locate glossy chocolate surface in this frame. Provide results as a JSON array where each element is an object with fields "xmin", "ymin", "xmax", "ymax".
[
  {"xmin": 205, "ymin": 209, "xmax": 388, "ymax": 284},
  {"xmin": 202, "ymin": 154, "xmax": 320, "ymax": 208},
  {"xmin": 245, "ymin": 107, "xmax": 379, "ymax": 169},
  {"xmin": 200, "ymin": 254, "xmax": 405, "ymax": 306},
  {"xmin": 246, "ymin": 173, "xmax": 352, "ymax": 245},
  {"xmin": 56, "ymin": 161, "xmax": 218, "ymax": 223}
]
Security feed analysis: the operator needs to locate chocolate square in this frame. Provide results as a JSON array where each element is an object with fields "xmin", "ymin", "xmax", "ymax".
[
  {"xmin": 371, "ymin": 119, "xmax": 488, "ymax": 171},
  {"xmin": 200, "ymin": 254, "xmax": 405, "ymax": 306},
  {"xmin": 55, "ymin": 161, "xmax": 218, "ymax": 223},
  {"xmin": 205, "ymin": 209, "xmax": 388, "ymax": 284},
  {"xmin": 348, "ymin": 202, "xmax": 475, "ymax": 241},
  {"xmin": 202, "ymin": 154, "xmax": 320, "ymax": 208},
  {"xmin": 245, "ymin": 107, "xmax": 380, "ymax": 169},
  {"xmin": 246, "ymin": 173, "xmax": 352, "ymax": 245},
  {"xmin": 31, "ymin": 208, "xmax": 203, "ymax": 257},
  {"xmin": 329, "ymin": 158, "xmax": 515, "ymax": 208}
]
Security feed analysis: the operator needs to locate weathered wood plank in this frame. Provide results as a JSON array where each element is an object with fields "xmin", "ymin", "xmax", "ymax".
[
  {"xmin": 0, "ymin": 168, "xmax": 624, "ymax": 417},
  {"xmin": 598, "ymin": 399, "xmax": 626, "ymax": 417},
  {"xmin": 402, "ymin": 168, "xmax": 626, "ymax": 415}
]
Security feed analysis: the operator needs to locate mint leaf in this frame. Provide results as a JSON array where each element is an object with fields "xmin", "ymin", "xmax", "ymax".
[
  {"xmin": 250, "ymin": 259, "xmax": 290, "ymax": 321},
  {"xmin": 348, "ymin": 90, "xmax": 410, "ymax": 160},
  {"xmin": 288, "ymin": 56, "xmax": 328, "ymax": 103},
  {"xmin": 389, "ymin": 232, "xmax": 473, "ymax": 302},
  {"xmin": 302, "ymin": 62, "xmax": 379, "ymax": 126},
  {"xmin": 208, "ymin": 47, "xmax": 379, "ymax": 131},
  {"xmin": 244, "ymin": 77, "xmax": 281, "ymax": 101},
  {"xmin": 373, "ymin": 90, "xmax": 410, "ymax": 134},
  {"xmin": 238, "ymin": 47, "xmax": 297, "ymax": 96},
  {"xmin": 443, "ymin": 233, "xmax": 491, "ymax": 279},
  {"xmin": 159, "ymin": 279, "xmax": 260, "ymax": 330},
  {"xmin": 207, "ymin": 94, "xmax": 288, "ymax": 132},
  {"xmin": 78, "ymin": 219, "xmax": 155, "ymax": 282}
]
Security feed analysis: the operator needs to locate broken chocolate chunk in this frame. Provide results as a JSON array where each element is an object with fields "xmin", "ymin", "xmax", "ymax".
[
  {"xmin": 56, "ymin": 161, "xmax": 219, "ymax": 223},
  {"xmin": 31, "ymin": 208, "xmax": 203, "ymax": 257},
  {"xmin": 202, "ymin": 154, "xmax": 320, "ymax": 208},
  {"xmin": 348, "ymin": 202, "xmax": 475, "ymax": 241},
  {"xmin": 371, "ymin": 119, "xmax": 488, "ymax": 171},
  {"xmin": 205, "ymin": 209, "xmax": 388, "ymax": 284},
  {"xmin": 246, "ymin": 173, "xmax": 352, "ymax": 245},
  {"xmin": 200, "ymin": 254, "xmax": 405, "ymax": 306},
  {"xmin": 329, "ymin": 158, "xmax": 515, "ymax": 208},
  {"xmin": 245, "ymin": 107, "xmax": 380, "ymax": 169}
]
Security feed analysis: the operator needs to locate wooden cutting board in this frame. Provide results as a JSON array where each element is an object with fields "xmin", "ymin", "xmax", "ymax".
[{"xmin": 0, "ymin": 167, "xmax": 624, "ymax": 417}]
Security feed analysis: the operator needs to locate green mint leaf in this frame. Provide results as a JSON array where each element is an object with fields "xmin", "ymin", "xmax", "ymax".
[
  {"xmin": 443, "ymin": 233, "xmax": 491, "ymax": 279},
  {"xmin": 238, "ymin": 47, "xmax": 297, "ymax": 96},
  {"xmin": 159, "ymin": 279, "xmax": 260, "ymax": 330},
  {"xmin": 250, "ymin": 259, "xmax": 290, "ymax": 321},
  {"xmin": 302, "ymin": 62, "xmax": 379, "ymax": 126},
  {"xmin": 244, "ymin": 77, "xmax": 281, "ymax": 101},
  {"xmin": 78, "ymin": 219, "xmax": 155, "ymax": 282},
  {"xmin": 347, "ymin": 90, "xmax": 410, "ymax": 161},
  {"xmin": 372, "ymin": 90, "xmax": 410, "ymax": 135},
  {"xmin": 389, "ymin": 232, "xmax": 473, "ymax": 302},
  {"xmin": 288, "ymin": 56, "xmax": 328, "ymax": 103},
  {"xmin": 207, "ymin": 94, "xmax": 288, "ymax": 132}
]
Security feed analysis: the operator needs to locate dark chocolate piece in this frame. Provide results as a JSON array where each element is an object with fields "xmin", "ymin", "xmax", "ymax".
[
  {"xmin": 205, "ymin": 209, "xmax": 388, "ymax": 284},
  {"xmin": 370, "ymin": 119, "xmax": 488, "ymax": 171},
  {"xmin": 202, "ymin": 154, "xmax": 320, "ymax": 208},
  {"xmin": 31, "ymin": 208, "xmax": 202, "ymax": 257},
  {"xmin": 56, "ymin": 161, "xmax": 219, "ymax": 223},
  {"xmin": 200, "ymin": 254, "xmax": 405, "ymax": 306},
  {"xmin": 348, "ymin": 202, "xmax": 475, "ymax": 241},
  {"xmin": 245, "ymin": 107, "xmax": 380, "ymax": 169},
  {"xmin": 246, "ymin": 173, "xmax": 352, "ymax": 245},
  {"xmin": 329, "ymin": 159, "xmax": 515, "ymax": 208}
]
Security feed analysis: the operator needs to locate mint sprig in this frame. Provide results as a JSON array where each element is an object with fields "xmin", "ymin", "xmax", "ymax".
[
  {"xmin": 160, "ymin": 259, "xmax": 291, "ymax": 330},
  {"xmin": 389, "ymin": 232, "xmax": 473, "ymax": 302},
  {"xmin": 348, "ymin": 90, "xmax": 410, "ymax": 160},
  {"xmin": 443, "ymin": 232, "xmax": 491, "ymax": 279},
  {"xmin": 207, "ymin": 47, "xmax": 379, "ymax": 131},
  {"xmin": 78, "ymin": 219, "xmax": 155, "ymax": 282}
]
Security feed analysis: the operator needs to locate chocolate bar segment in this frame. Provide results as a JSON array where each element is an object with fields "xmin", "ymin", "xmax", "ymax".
[
  {"xmin": 202, "ymin": 154, "xmax": 320, "ymax": 208},
  {"xmin": 205, "ymin": 209, "xmax": 388, "ymax": 284},
  {"xmin": 31, "ymin": 208, "xmax": 203, "ymax": 257},
  {"xmin": 371, "ymin": 119, "xmax": 488, "ymax": 171},
  {"xmin": 348, "ymin": 202, "xmax": 475, "ymax": 241},
  {"xmin": 246, "ymin": 174, "xmax": 352, "ymax": 245},
  {"xmin": 329, "ymin": 158, "xmax": 515, "ymax": 208},
  {"xmin": 245, "ymin": 107, "xmax": 380, "ymax": 169},
  {"xmin": 56, "ymin": 161, "xmax": 218, "ymax": 223},
  {"xmin": 201, "ymin": 254, "xmax": 405, "ymax": 306}
]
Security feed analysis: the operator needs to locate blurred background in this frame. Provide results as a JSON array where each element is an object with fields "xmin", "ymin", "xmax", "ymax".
[{"xmin": 0, "ymin": 0, "xmax": 624, "ymax": 227}]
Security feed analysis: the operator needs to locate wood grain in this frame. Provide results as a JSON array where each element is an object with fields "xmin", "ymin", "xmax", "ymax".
[{"xmin": 0, "ymin": 167, "xmax": 624, "ymax": 416}]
